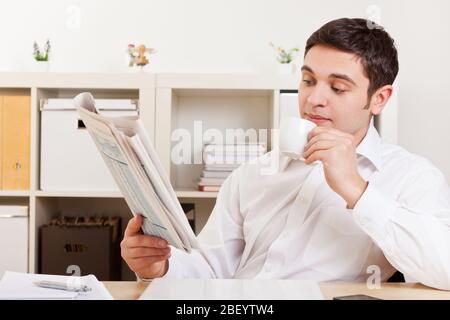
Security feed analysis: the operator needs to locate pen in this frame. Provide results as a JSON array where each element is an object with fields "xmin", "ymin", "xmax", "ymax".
[{"xmin": 33, "ymin": 280, "xmax": 92, "ymax": 292}]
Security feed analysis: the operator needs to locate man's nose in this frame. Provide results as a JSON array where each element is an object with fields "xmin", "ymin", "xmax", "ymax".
[{"xmin": 306, "ymin": 83, "xmax": 328, "ymax": 107}]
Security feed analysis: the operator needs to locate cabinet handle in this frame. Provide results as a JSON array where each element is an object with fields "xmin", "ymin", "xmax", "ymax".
[{"xmin": 15, "ymin": 162, "xmax": 22, "ymax": 171}]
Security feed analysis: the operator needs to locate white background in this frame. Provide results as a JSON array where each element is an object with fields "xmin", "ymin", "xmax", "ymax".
[{"xmin": 1, "ymin": 0, "xmax": 449, "ymax": 181}]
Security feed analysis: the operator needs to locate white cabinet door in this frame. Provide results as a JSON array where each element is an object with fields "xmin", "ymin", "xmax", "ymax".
[
  {"xmin": 0, "ymin": 216, "xmax": 28, "ymax": 278},
  {"xmin": 279, "ymin": 92, "xmax": 299, "ymax": 123}
]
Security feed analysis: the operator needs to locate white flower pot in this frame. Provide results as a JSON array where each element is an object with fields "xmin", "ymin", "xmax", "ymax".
[
  {"xmin": 32, "ymin": 61, "xmax": 50, "ymax": 72},
  {"xmin": 278, "ymin": 63, "xmax": 296, "ymax": 75}
]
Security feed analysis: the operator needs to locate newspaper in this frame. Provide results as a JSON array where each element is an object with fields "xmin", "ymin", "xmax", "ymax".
[{"xmin": 74, "ymin": 92, "xmax": 198, "ymax": 253}]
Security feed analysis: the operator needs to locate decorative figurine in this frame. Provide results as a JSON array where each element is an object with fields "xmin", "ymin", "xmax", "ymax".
[{"xmin": 126, "ymin": 44, "xmax": 156, "ymax": 69}]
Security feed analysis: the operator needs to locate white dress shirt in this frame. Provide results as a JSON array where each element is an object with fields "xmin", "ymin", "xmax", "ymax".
[{"xmin": 164, "ymin": 124, "xmax": 450, "ymax": 290}]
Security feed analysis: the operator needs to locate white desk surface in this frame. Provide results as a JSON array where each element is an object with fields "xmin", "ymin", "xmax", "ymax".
[{"xmin": 103, "ymin": 281, "xmax": 450, "ymax": 300}]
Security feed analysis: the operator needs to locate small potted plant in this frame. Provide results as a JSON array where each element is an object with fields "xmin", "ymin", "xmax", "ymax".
[
  {"xmin": 33, "ymin": 39, "xmax": 51, "ymax": 71},
  {"xmin": 269, "ymin": 42, "xmax": 300, "ymax": 74}
]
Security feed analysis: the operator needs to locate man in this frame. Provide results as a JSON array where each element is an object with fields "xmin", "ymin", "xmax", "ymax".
[{"xmin": 121, "ymin": 18, "xmax": 450, "ymax": 290}]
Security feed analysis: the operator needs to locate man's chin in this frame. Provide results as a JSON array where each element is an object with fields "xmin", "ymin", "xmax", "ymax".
[{"xmin": 309, "ymin": 118, "xmax": 333, "ymax": 126}]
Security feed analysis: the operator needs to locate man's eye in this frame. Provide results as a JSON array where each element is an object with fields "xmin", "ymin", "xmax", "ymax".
[
  {"xmin": 302, "ymin": 79, "xmax": 313, "ymax": 85},
  {"xmin": 332, "ymin": 87, "xmax": 346, "ymax": 94}
]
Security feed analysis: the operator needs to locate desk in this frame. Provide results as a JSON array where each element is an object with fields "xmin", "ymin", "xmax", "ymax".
[{"xmin": 103, "ymin": 281, "xmax": 450, "ymax": 300}]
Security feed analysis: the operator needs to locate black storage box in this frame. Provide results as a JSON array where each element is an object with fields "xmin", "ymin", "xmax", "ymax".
[
  {"xmin": 40, "ymin": 216, "xmax": 121, "ymax": 281},
  {"xmin": 181, "ymin": 203, "xmax": 196, "ymax": 234}
]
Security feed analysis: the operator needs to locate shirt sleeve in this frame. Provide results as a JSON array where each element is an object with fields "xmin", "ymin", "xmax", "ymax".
[
  {"xmin": 163, "ymin": 168, "xmax": 245, "ymax": 279},
  {"xmin": 350, "ymin": 167, "xmax": 450, "ymax": 290}
]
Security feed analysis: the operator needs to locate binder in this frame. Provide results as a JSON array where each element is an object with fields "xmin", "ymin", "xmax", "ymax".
[
  {"xmin": 0, "ymin": 97, "xmax": 2, "ymax": 188},
  {"xmin": 0, "ymin": 95, "xmax": 31, "ymax": 190}
]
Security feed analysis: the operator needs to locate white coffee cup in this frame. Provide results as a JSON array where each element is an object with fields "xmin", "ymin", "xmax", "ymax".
[{"xmin": 279, "ymin": 117, "xmax": 317, "ymax": 159}]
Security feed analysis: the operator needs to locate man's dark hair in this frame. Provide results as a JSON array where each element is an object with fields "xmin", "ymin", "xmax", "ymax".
[{"xmin": 305, "ymin": 18, "xmax": 399, "ymax": 99}]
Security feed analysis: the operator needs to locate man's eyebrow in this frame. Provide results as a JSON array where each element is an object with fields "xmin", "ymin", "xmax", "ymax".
[
  {"xmin": 329, "ymin": 73, "xmax": 357, "ymax": 86},
  {"xmin": 301, "ymin": 65, "xmax": 314, "ymax": 73},
  {"xmin": 301, "ymin": 65, "xmax": 357, "ymax": 87}
]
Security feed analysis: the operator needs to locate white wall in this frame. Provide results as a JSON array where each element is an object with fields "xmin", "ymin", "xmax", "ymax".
[
  {"xmin": 0, "ymin": 0, "xmax": 373, "ymax": 73},
  {"xmin": 1, "ymin": 0, "xmax": 449, "ymax": 181},
  {"xmin": 394, "ymin": 1, "xmax": 450, "ymax": 182}
]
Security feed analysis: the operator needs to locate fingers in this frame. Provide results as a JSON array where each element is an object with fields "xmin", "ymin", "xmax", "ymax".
[
  {"xmin": 131, "ymin": 255, "xmax": 171, "ymax": 271},
  {"xmin": 124, "ymin": 215, "xmax": 143, "ymax": 237},
  {"xmin": 122, "ymin": 246, "xmax": 171, "ymax": 259},
  {"xmin": 304, "ymin": 129, "xmax": 354, "ymax": 159},
  {"xmin": 121, "ymin": 216, "xmax": 172, "ymax": 279},
  {"xmin": 308, "ymin": 126, "xmax": 353, "ymax": 141},
  {"xmin": 304, "ymin": 132, "xmax": 337, "ymax": 150},
  {"xmin": 121, "ymin": 234, "xmax": 171, "ymax": 274},
  {"xmin": 304, "ymin": 133, "xmax": 354, "ymax": 164},
  {"xmin": 124, "ymin": 234, "xmax": 168, "ymax": 249},
  {"xmin": 304, "ymin": 149, "xmax": 327, "ymax": 165},
  {"xmin": 303, "ymin": 140, "xmax": 337, "ymax": 159}
]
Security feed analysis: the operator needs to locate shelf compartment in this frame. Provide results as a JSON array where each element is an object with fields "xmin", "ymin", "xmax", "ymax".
[
  {"xmin": 159, "ymin": 88, "xmax": 274, "ymax": 192},
  {"xmin": 34, "ymin": 196, "xmax": 135, "ymax": 280}
]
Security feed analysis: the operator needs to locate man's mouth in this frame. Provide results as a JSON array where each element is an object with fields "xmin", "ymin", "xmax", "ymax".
[{"xmin": 305, "ymin": 113, "xmax": 332, "ymax": 124}]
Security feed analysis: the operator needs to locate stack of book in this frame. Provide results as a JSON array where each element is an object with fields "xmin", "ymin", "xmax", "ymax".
[{"xmin": 198, "ymin": 143, "xmax": 266, "ymax": 192}]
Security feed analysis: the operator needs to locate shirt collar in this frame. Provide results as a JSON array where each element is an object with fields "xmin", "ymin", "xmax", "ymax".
[{"xmin": 355, "ymin": 122, "xmax": 382, "ymax": 171}]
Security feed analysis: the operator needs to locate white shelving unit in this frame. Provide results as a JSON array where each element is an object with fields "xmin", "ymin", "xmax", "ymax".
[
  {"xmin": 0, "ymin": 73, "xmax": 155, "ymax": 280},
  {"xmin": 34, "ymin": 191, "xmax": 124, "ymax": 198},
  {"xmin": 0, "ymin": 72, "xmax": 397, "ymax": 280}
]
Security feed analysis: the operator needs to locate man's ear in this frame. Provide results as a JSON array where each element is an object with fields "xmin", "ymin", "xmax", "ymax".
[{"xmin": 369, "ymin": 85, "xmax": 393, "ymax": 116}]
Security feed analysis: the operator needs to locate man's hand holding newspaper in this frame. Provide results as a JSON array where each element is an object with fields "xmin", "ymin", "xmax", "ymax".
[
  {"xmin": 75, "ymin": 92, "xmax": 198, "ymax": 278},
  {"xmin": 122, "ymin": 215, "xmax": 171, "ymax": 279}
]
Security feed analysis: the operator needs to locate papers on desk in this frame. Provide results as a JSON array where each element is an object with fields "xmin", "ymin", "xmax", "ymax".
[
  {"xmin": 139, "ymin": 279, "xmax": 324, "ymax": 300},
  {"xmin": 0, "ymin": 271, "xmax": 113, "ymax": 300}
]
